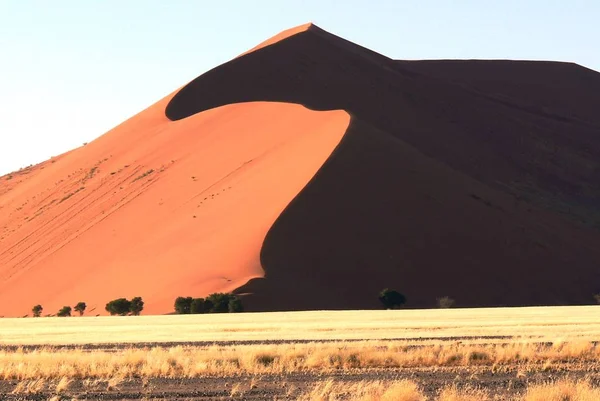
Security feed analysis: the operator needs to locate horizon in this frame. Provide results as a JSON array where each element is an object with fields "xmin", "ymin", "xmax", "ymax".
[{"xmin": 1, "ymin": 0, "xmax": 599, "ymax": 175}]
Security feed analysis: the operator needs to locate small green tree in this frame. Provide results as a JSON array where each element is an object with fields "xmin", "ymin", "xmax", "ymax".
[
  {"xmin": 105, "ymin": 298, "xmax": 131, "ymax": 316},
  {"xmin": 174, "ymin": 297, "xmax": 193, "ymax": 314},
  {"xmin": 129, "ymin": 297, "xmax": 144, "ymax": 316},
  {"xmin": 32, "ymin": 304, "xmax": 43, "ymax": 317},
  {"xmin": 74, "ymin": 302, "xmax": 87, "ymax": 316},
  {"xmin": 190, "ymin": 298, "xmax": 205, "ymax": 314},
  {"xmin": 57, "ymin": 306, "xmax": 72, "ymax": 317},
  {"xmin": 228, "ymin": 296, "xmax": 243, "ymax": 313},
  {"xmin": 378, "ymin": 288, "xmax": 406, "ymax": 309}
]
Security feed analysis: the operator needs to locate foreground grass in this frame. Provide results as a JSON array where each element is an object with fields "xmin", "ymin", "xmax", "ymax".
[
  {"xmin": 298, "ymin": 379, "xmax": 600, "ymax": 401},
  {"xmin": 8, "ymin": 377, "xmax": 600, "ymax": 400},
  {"xmin": 1, "ymin": 306, "xmax": 600, "ymax": 345},
  {"xmin": 1, "ymin": 340, "xmax": 599, "ymax": 379}
]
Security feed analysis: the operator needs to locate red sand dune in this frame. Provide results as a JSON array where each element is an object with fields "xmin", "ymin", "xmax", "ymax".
[{"xmin": 1, "ymin": 24, "xmax": 600, "ymax": 316}]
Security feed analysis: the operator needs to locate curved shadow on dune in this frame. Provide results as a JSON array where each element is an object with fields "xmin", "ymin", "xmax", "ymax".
[
  {"xmin": 166, "ymin": 26, "xmax": 600, "ymax": 226},
  {"xmin": 165, "ymin": 26, "xmax": 600, "ymax": 309},
  {"xmin": 234, "ymin": 117, "xmax": 600, "ymax": 310}
]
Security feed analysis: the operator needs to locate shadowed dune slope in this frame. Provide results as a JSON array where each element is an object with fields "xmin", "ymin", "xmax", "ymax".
[
  {"xmin": 1, "ymin": 23, "xmax": 600, "ymax": 314},
  {"xmin": 167, "ymin": 24, "xmax": 600, "ymax": 309}
]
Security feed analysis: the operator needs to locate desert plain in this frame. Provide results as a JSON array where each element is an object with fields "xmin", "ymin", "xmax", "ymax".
[{"xmin": 1, "ymin": 307, "xmax": 600, "ymax": 400}]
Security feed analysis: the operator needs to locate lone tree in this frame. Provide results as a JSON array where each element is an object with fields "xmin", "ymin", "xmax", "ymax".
[
  {"xmin": 129, "ymin": 297, "xmax": 144, "ymax": 316},
  {"xmin": 378, "ymin": 288, "xmax": 406, "ymax": 309},
  {"xmin": 32, "ymin": 305, "xmax": 43, "ymax": 317},
  {"xmin": 57, "ymin": 306, "xmax": 72, "ymax": 317},
  {"xmin": 105, "ymin": 298, "xmax": 131, "ymax": 316},
  {"xmin": 190, "ymin": 298, "xmax": 205, "ymax": 314},
  {"xmin": 74, "ymin": 302, "xmax": 87, "ymax": 316},
  {"xmin": 174, "ymin": 297, "xmax": 193, "ymax": 314}
]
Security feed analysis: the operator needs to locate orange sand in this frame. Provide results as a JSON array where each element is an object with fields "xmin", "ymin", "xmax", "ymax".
[{"xmin": 0, "ymin": 97, "xmax": 348, "ymax": 315}]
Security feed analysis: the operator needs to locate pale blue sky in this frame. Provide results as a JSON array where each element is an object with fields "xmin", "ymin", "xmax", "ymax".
[{"xmin": 1, "ymin": 1, "xmax": 598, "ymax": 174}]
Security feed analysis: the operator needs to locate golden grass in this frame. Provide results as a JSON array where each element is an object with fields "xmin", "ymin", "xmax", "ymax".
[
  {"xmin": 1, "ymin": 339, "xmax": 599, "ymax": 379},
  {"xmin": 296, "ymin": 379, "xmax": 426, "ymax": 401},
  {"xmin": 1, "ymin": 306, "xmax": 600, "ymax": 345},
  {"xmin": 437, "ymin": 385, "xmax": 489, "ymax": 401},
  {"xmin": 522, "ymin": 379, "xmax": 600, "ymax": 401},
  {"xmin": 295, "ymin": 379, "xmax": 600, "ymax": 401}
]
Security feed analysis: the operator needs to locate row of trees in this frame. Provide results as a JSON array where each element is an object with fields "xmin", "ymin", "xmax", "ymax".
[
  {"xmin": 30, "ymin": 297, "xmax": 144, "ymax": 317},
  {"xmin": 32, "ymin": 302, "xmax": 88, "ymax": 317},
  {"xmin": 105, "ymin": 297, "xmax": 144, "ymax": 316},
  {"xmin": 30, "ymin": 289, "xmax": 459, "ymax": 316},
  {"xmin": 174, "ymin": 293, "xmax": 243, "ymax": 314}
]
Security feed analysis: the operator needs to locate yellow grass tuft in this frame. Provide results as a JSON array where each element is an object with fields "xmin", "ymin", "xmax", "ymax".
[
  {"xmin": 55, "ymin": 376, "xmax": 73, "ymax": 393},
  {"xmin": 296, "ymin": 379, "xmax": 426, "ymax": 401},
  {"xmin": 523, "ymin": 379, "xmax": 600, "ymax": 401},
  {"xmin": 437, "ymin": 385, "xmax": 489, "ymax": 401},
  {"xmin": 11, "ymin": 378, "xmax": 46, "ymax": 394}
]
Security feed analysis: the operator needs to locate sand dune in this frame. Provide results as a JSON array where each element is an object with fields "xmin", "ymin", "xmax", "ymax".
[
  {"xmin": 1, "ymin": 24, "xmax": 600, "ymax": 315},
  {"xmin": 0, "ymin": 100, "xmax": 349, "ymax": 315}
]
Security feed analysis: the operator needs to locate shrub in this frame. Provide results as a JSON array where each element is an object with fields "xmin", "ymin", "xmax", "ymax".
[
  {"xmin": 129, "ymin": 297, "xmax": 144, "ymax": 316},
  {"xmin": 203, "ymin": 299, "xmax": 214, "ymax": 313},
  {"xmin": 437, "ymin": 296, "xmax": 455, "ymax": 309},
  {"xmin": 379, "ymin": 288, "xmax": 406, "ymax": 309},
  {"xmin": 594, "ymin": 294, "xmax": 600, "ymax": 304},
  {"xmin": 32, "ymin": 305, "xmax": 43, "ymax": 317},
  {"xmin": 105, "ymin": 298, "xmax": 131, "ymax": 316},
  {"xmin": 57, "ymin": 306, "xmax": 72, "ymax": 317},
  {"xmin": 228, "ymin": 296, "xmax": 244, "ymax": 313},
  {"xmin": 190, "ymin": 298, "xmax": 205, "ymax": 314},
  {"xmin": 74, "ymin": 302, "xmax": 87, "ymax": 316},
  {"xmin": 206, "ymin": 293, "xmax": 231, "ymax": 313},
  {"xmin": 174, "ymin": 297, "xmax": 193, "ymax": 314}
]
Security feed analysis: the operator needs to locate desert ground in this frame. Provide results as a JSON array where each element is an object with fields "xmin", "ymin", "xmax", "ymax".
[{"xmin": 2, "ymin": 307, "xmax": 600, "ymax": 400}]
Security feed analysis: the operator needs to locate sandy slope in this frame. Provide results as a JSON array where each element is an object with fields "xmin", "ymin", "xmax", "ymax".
[
  {"xmin": 1, "ymin": 23, "xmax": 600, "ymax": 315},
  {"xmin": 0, "ymin": 99, "xmax": 348, "ymax": 315}
]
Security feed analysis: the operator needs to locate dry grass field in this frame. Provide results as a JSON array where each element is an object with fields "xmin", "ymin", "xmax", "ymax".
[
  {"xmin": 1, "ymin": 306, "xmax": 600, "ymax": 400},
  {"xmin": 2, "ymin": 306, "xmax": 600, "ymax": 345}
]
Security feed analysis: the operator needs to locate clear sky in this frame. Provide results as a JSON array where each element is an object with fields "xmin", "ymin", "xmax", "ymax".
[{"xmin": 1, "ymin": 0, "xmax": 598, "ymax": 175}]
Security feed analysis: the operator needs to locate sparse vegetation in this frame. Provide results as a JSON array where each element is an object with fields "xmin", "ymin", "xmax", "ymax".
[
  {"xmin": 74, "ymin": 302, "xmax": 87, "ymax": 316},
  {"xmin": 31, "ymin": 305, "xmax": 43, "ymax": 317},
  {"xmin": 379, "ymin": 288, "xmax": 406, "ymax": 309},
  {"xmin": 132, "ymin": 169, "xmax": 155, "ymax": 182},
  {"xmin": 56, "ymin": 306, "xmax": 71, "ymax": 317},
  {"xmin": 437, "ymin": 296, "xmax": 455, "ymax": 309}
]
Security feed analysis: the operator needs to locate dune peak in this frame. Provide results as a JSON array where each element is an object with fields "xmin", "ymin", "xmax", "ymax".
[{"xmin": 238, "ymin": 22, "xmax": 315, "ymax": 57}]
